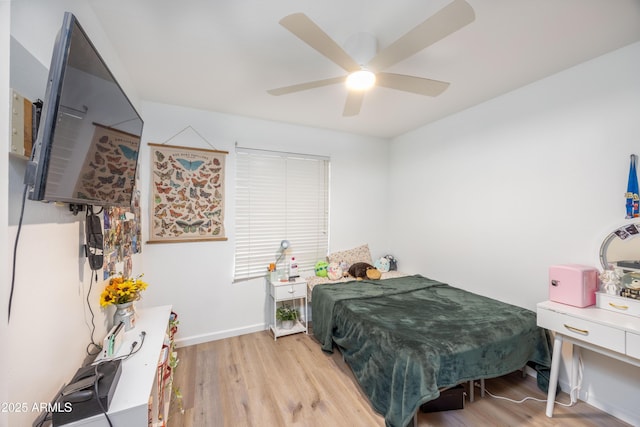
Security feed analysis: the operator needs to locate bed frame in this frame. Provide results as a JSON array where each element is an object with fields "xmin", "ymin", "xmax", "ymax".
[{"xmin": 312, "ymin": 274, "xmax": 551, "ymax": 427}]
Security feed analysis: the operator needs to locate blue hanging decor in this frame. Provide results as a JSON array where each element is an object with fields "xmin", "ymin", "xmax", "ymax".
[{"xmin": 625, "ymin": 154, "xmax": 639, "ymax": 219}]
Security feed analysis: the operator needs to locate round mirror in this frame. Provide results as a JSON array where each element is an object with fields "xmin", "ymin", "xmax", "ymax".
[{"xmin": 599, "ymin": 223, "xmax": 640, "ymax": 270}]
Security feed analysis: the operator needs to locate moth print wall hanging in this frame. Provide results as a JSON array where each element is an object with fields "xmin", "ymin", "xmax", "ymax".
[
  {"xmin": 74, "ymin": 124, "xmax": 140, "ymax": 206},
  {"xmin": 148, "ymin": 143, "xmax": 228, "ymax": 243}
]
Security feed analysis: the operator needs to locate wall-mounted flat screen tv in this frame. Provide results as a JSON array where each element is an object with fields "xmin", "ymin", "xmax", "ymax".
[{"xmin": 25, "ymin": 12, "xmax": 143, "ymax": 207}]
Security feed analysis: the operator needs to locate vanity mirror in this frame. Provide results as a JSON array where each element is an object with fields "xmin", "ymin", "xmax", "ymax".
[{"xmin": 599, "ymin": 222, "xmax": 640, "ymax": 271}]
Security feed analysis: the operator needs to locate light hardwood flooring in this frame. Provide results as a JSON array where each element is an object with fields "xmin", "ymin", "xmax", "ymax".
[{"xmin": 167, "ymin": 330, "xmax": 631, "ymax": 427}]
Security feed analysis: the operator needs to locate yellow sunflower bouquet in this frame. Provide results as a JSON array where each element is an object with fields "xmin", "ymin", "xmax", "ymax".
[{"xmin": 100, "ymin": 274, "xmax": 148, "ymax": 307}]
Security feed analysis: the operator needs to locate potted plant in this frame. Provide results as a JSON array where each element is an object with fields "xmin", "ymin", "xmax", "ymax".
[
  {"xmin": 100, "ymin": 273, "xmax": 149, "ymax": 331},
  {"xmin": 276, "ymin": 304, "xmax": 299, "ymax": 329}
]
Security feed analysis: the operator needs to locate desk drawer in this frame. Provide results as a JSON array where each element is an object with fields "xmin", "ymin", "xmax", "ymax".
[
  {"xmin": 271, "ymin": 283, "xmax": 306, "ymax": 300},
  {"xmin": 627, "ymin": 332, "xmax": 640, "ymax": 359},
  {"xmin": 538, "ymin": 307, "xmax": 625, "ymax": 353},
  {"xmin": 596, "ymin": 292, "xmax": 640, "ymax": 317}
]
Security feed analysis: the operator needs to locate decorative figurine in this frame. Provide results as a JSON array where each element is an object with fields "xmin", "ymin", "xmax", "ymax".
[{"xmin": 599, "ymin": 269, "xmax": 623, "ymax": 295}]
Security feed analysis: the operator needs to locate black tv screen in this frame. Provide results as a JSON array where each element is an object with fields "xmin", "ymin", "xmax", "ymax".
[{"xmin": 26, "ymin": 12, "xmax": 143, "ymax": 207}]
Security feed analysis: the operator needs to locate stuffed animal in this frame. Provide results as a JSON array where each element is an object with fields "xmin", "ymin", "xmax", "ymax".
[
  {"xmin": 314, "ymin": 261, "xmax": 329, "ymax": 277},
  {"xmin": 327, "ymin": 262, "xmax": 343, "ymax": 280},
  {"xmin": 366, "ymin": 267, "xmax": 381, "ymax": 280},
  {"xmin": 339, "ymin": 261, "xmax": 349, "ymax": 277},
  {"xmin": 374, "ymin": 257, "xmax": 390, "ymax": 273},
  {"xmin": 383, "ymin": 254, "xmax": 398, "ymax": 271},
  {"xmin": 348, "ymin": 262, "xmax": 373, "ymax": 280},
  {"xmin": 347, "ymin": 262, "xmax": 382, "ymax": 280}
]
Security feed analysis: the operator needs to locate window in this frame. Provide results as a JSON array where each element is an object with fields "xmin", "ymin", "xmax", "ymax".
[{"xmin": 234, "ymin": 148, "xmax": 329, "ymax": 281}]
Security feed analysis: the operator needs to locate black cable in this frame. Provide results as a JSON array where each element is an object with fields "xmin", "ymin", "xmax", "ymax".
[
  {"xmin": 36, "ymin": 332, "xmax": 147, "ymax": 427},
  {"xmin": 93, "ymin": 364, "xmax": 113, "ymax": 427},
  {"xmin": 84, "ymin": 205, "xmax": 103, "ymax": 356},
  {"xmin": 34, "ymin": 412, "xmax": 52, "ymax": 427},
  {"xmin": 108, "ymin": 330, "xmax": 146, "ymax": 361},
  {"xmin": 85, "ymin": 270, "xmax": 102, "ymax": 356},
  {"xmin": 124, "ymin": 331, "xmax": 146, "ymax": 359},
  {"xmin": 87, "ymin": 334, "xmax": 145, "ymax": 427},
  {"xmin": 8, "ymin": 184, "xmax": 28, "ymax": 322}
]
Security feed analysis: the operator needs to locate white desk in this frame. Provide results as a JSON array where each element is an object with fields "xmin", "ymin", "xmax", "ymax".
[
  {"xmin": 537, "ymin": 301, "xmax": 640, "ymax": 417},
  {"xmin": 62, "ymin": 305, "xmax": 173, "ymax": 426}
]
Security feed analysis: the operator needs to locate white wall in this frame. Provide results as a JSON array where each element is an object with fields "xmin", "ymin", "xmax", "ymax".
[
  {"xmin": 6, "ymin": 2, "xmax": 143, "ymax": 426},
  {"xmin": 10, "ymin": 0, "xmax": 139, "ymax": 106},
  {"xmin": 7, "ymin": 1, "xmax": 638, "ymax": 425},
  {"xmin": 137, "ymin": 101, "xmax": 390, "ymax": 345},
  {"xmin": 6, "ymin": 4, "xmax": 390, "ymax": 426},
  {"xmin": 1, "ymin": 2, "xmax": 11, "ymax": 426},
  {"xmin": 389, "ymin": 41, "xmax": 640, "ymax": 424}
]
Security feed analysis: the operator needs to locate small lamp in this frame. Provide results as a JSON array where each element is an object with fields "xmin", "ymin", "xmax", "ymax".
[{"xmin": 275, "ymin": 240, "xmax": 290, "ymax": 266}]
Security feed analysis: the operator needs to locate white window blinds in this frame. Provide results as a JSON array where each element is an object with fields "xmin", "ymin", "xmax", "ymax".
[{"xmin": 234, "ymin": 148, "xmax": 329, "ymax": 281}]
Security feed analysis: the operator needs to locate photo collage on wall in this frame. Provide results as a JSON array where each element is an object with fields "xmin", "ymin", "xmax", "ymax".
[{"xmin": 102, "ymin": 189, "xmax": 142, "ymax": 279}]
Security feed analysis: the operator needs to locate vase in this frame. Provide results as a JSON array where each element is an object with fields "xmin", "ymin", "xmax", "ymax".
[
  {"xmin": 113, "ymin": 302, "xmax": 136, "ymax": 331},
  {"xmin": 281, "ymin": 320, "xmax": 294, "ymax": 330}
]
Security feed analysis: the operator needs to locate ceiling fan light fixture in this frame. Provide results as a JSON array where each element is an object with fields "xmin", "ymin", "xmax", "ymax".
[{"xmin": 346, "ymin": 69, "xmax": 376, "ymax": 91}]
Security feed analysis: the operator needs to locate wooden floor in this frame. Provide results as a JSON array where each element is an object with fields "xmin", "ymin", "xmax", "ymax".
[{"xmin": 167, "ymin": 330, "xmax": 631, "ymax": 427}]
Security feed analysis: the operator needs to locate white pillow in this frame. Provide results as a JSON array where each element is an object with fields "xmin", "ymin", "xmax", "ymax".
[{"xmin": 327, "ymin": 244, "xmax": 373, "ymax": 269}]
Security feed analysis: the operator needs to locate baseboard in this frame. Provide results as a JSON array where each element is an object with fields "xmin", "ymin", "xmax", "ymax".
[
  {"xmin": 571, "ymin": 381, "xmax": 638, "ymax": 425},
  {"xmin": 516, "ymin": 369, "xmax": 634, "ymax": 424},
  {"xmin": 556, "ymin": 378, "xmax": 637, "ymax": 425},
  {"xmin": 174, "ymin": 322, "xmax": 266, "ymax": 348},
  {"xmin": 581, "ymin": 397, "xmax": 639, "ymax": 426}
]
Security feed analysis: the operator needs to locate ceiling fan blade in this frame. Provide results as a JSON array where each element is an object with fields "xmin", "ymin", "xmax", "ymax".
[
  {"xmin": 376, "ymin": 72, "xmax": 450, "ymax": 96},
  {"xmin": 368, "ymin": 0, "xmax": 475, "ymax": 71},
  {"xmin": 343, "ymin": 91, "xmax": 364, "ymax": 116},
  {"xmin": 279, "ymin": 13, "xmax": 361, "ymax": 73},
  {"xmin": 267, "ymin": 76, "xmax": 346, "ymax": 96}
]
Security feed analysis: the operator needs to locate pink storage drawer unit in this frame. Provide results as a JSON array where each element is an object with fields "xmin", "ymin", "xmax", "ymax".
[{"xmin": 548, "ymin": 264, "xmax": 598, "ymax": 307}]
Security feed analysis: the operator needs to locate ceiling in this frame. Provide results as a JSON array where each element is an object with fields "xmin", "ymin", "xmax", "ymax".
[{"xmin": 88, "ymin": 0, "xmax": 640, "ymax": 139}]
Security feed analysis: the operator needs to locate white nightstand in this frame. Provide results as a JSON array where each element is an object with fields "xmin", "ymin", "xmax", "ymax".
[{"xmin": 268, "ymin": 276, "xmax": 308, "ymax": 340}]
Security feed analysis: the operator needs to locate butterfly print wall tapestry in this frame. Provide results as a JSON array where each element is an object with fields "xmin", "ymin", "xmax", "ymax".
[{"xmin": 148, "ymin": 143, "xmax": 228, "ymax": 243}]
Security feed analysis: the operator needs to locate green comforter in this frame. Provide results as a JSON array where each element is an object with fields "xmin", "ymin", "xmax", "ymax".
[{"xmin": 311, "ymin": 275, "xmax": 551, "ymax": 427}]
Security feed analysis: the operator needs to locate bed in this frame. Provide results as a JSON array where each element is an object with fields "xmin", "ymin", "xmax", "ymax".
[{"xmin": 311, "ymin": 273, "xmax": 552, "ymax": 427}]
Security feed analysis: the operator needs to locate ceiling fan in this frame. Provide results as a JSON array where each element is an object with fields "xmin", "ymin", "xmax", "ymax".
[{"xmin": 267, "ymin": 0, "xmax": 475, "ymax": 116}]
